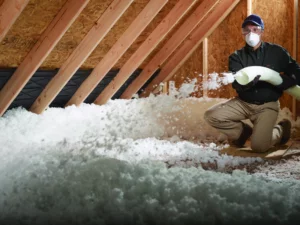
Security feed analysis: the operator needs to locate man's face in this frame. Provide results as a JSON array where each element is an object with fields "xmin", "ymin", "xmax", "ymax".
[{"xmin": 242, "ymin": 23, "xmax": 263, "ymax": 36}]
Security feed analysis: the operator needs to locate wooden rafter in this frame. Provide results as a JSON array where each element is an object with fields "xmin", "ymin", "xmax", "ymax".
[
  {"xmin": 202, "ymin": 38, "xmax": 208, "ymax": 97},
  {"xmin": 65, "ymin": 0, "xmax": 168, "ymax": 107},
  {"xmin": 30, "ymin": 0, "xmax": 133, "ymax": 114},
  {"xmin": 94, "ymin": 0, "xmax": 197, "ymax": 105},
  {"xmin": 141, "ymin": 0, "xmax": 240, "ymax": 97},
  {"xmin": 120, "ymin": 0, "xmax": 218, "ymax": 99},
  {"xmin": 247, "ymin": 0, "xmax": 252, "ymax": 16},
  {"xmin": 0, "ymin": 0, "xmax": 89, "ymax": 116},
  {"xmin": 0, "ymin": 0, "xmax": 30, "ymax": 42}
]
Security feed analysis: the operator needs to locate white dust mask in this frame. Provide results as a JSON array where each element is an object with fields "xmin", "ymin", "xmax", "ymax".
[{"xmin": 245, "ymin": 32, "xmax": 260, "ymax": 47}]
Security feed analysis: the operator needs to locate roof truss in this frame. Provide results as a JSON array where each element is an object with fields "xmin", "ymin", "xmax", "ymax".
[
  {"xmin": 120, "ymin": 0, "xmax": 219, "ymax": 99},
  {"xmin": 65, "ymin": 0, "xmax": 169, "ymax": 107},
  {"xmin": 94, "ymin": 0, "xmax": 198, "ymax": 105}
]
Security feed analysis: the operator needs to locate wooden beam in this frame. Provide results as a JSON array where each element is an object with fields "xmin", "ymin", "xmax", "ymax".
[
  {"xmin": 162, "ymin": 82, "xmax": 168, "ymax": 94},
  {"xmin": 120, "ymin": 0, "xmax": 218, "ymax": 99},
  {"xmin": 0, "ymin": 0, "xmax": 89, "ymax": 116},
  {"xmin": 0, "ymin": 0, "xmax": 30, "ymax": 42},
  {"xmin": 65, "ymin": 0, "xmax": 168, "ymax": 107},
  {"xmin": 94, "ymin": 0, "xmax": 198, "ymax": 105},
  {"xmin": 141, "ymin": 0, "xmax": 240, "ymax": 97},
  {"xmin": 30, "ymin": 0, "xmax": 133, "ymax": 114},
  {"xmin": 247, "ymin": 0, "xmax": 252, "ymax": 16},
  {"xmin": 202, "ymin": 37, "xmax": 208, "ymax": 97}
]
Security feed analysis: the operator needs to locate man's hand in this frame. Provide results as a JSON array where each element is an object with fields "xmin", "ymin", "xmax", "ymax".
[
  {"xmin": 233, "ymin": 75, "xmax": 261, "ymax": 92},
  {"xmin": 275, "ymin": 73, "xmax": 297, "ymax": 90}
]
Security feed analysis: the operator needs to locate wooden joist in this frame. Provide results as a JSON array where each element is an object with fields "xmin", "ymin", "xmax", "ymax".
[
  {"xmin": 202, "ymin": 38, "xmax": 208, "ymax": 97},
  {"xmin": 121, "ymin": 0, "xmax": 218, "ymax": 99},
  {"xmin": 30, "ymin": 0, "xmax": 133, "ymax": 114},
  {"xmin": 141, "ymin": 0, "xmax": 240, "ymax": 97},
  {"xmin": 0, "ymin": 0, "xmax": 89, "ymax": 116},
  {"xmin": 0, "ymin": 0, "xmax": 30, "ymax": 42},
  {"xmin": 247, "ymin": 0, "xmax": 252, "ymax": 16},
  {"xmin": 66, "ymin": 0, "xmax": 168, "ymax": 107},
  {"xmin": 94, "ymin": 0, "xmax": 197, "ymax": 105}
]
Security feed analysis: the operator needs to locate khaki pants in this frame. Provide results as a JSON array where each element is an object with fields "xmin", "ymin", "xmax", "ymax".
[{"xmin": 204, "ymin": 97, "xmax": 282, "ymax": 152}]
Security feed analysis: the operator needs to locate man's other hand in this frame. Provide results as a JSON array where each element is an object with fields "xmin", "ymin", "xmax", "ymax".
[
  {"xmin": 275, "ymin": 73, "xmax": 297, "ymax": 90},
  {"xmin": 233, "ymin": 75, "xmax": 261, "ymax": 92}
]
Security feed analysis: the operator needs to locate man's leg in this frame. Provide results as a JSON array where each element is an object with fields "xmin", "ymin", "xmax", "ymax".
[
  {"xmin": 204, "ymin": 97, "xmax": 251, "ymax": 144},
  {"xmin": 250, "ymin": 102, "xmax": 280, "ymax": 152}
]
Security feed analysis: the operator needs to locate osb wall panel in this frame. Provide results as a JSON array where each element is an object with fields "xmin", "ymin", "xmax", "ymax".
[
  {"xmin": 42, "ymin": 0, "xmax": 114, "ymax": 68},
  {"xmin": 298, "ymin": 0, "xmax": 300, "ymax": 62},
  {"xmin": 112, "ymin": 0, "xmax": 179, "ymax": 69},
  {"xmin": 43, "ymin": 0, "xmax": 151, "ymax": 69},
  {"xmin": 45, "ymin": 0, "xmax": 179, "ymax": 69},
  {"xmin": 207, "ymin": 0, "xmax": 246, "ymax": 98},
  {"xmin": 0, "ymin": 0, "xmax": 68, "ymax": 68},
  {"xmin": 172, "ymin": 43, "xmax": 203, "ymax": 97},
  {"xmin": 0, "ymin": 0, "xmax": 179, "ymax": 69},
  {"xmin": 139, "ymin": 0, "xmax": 202, "ymax": 69},
  {"xmin": 253, "ymin": 0, "xmax": 294, "ymax": 111}
]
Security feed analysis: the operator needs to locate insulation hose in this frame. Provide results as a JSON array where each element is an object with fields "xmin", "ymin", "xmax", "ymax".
[{"xmin": 234, "ymin": 66, "xmax": 300, "ymax": 100}]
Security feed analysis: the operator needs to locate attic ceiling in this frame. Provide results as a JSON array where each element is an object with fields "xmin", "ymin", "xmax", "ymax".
[
  {"xmin": 0, "ymin": 0, "xmax": 241, "ymax": 116},
  {"xmin": 0, "ymin": 0, "xmax": 182, "ymax": 69}
]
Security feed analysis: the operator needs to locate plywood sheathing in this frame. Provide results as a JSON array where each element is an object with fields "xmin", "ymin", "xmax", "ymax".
[
  {"xmin": 0, "ymin": 0, "xmax": 30, "ymax": 42},
  {"xmin": 113, "ymin": 0, "xmax": 180, "ymax": 69},
  {"xmin": 0, "ymin": 0, "xmax": 179, "ymax": 69},
  {"xmin": 138, "ymin": 0, "xmax": 201, "ymax": 69},
  {"xmin": 298, "ymin": 0, "xmax": 300, "ymax": 62},
  {"xmin": 41, "ymin": 0, "xmax": 114, "ymax": 69},
  {"xmin": 0, "ymin": 0, "xmax": 68, "ymax": 68},
  {"xmin": 44, "ymin": 0, "xmax": 180, "ymax": 70},
  {"xmin": 297, "ymin": 0, "xmax": 300, "ymax": 117}
]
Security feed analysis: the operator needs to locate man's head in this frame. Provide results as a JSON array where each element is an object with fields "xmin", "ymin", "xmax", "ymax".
[{"xmin": 241, "ymin": 14, "xmax": 264, "ymax": 48}]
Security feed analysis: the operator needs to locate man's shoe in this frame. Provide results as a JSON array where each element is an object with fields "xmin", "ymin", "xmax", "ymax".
[
  {"xmin": 278, "ymin": 119, "xmax": 292, "ymax": 145},
  {"xmin": 231, "ymin": 123, "xmax": 253, "ymax": 147}
]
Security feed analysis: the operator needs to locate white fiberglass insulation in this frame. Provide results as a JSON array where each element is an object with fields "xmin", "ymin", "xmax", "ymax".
[{"xmin": 1, "ymin": 77, "xmax": 300, "ymax": 225}]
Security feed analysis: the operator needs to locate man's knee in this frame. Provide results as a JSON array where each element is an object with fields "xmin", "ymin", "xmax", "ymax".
[{"xmin": 204, "ymin": 108, "xmax": 218, "ymax": 125}]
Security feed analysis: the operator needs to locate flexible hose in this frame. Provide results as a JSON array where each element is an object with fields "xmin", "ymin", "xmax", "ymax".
[{"xmin": 234, "ymin": 66, "xmax": 300, "ymax": 100}]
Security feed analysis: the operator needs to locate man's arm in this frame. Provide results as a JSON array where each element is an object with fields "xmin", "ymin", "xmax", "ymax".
[
  {"xmin": 229, "ymin": 52, "xmax": 244, "ymax": 73},
  {"xmin": 229, "ymin": 53, "xmax": 245, "ymax": 91},
  {"xmin": 229, "ymin": 52, "xmax": 261, "ymax": 92},
  {"xmin": 276, "ymin": 48, "xmax": 300, "ymax": 90}
]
